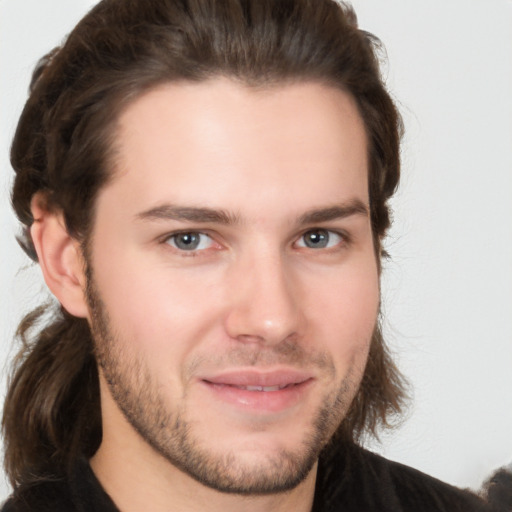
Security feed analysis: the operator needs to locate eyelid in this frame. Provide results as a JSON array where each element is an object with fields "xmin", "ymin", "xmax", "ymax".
[
  {"xmin": 160, "ymin": 228, "xmax": 209, "ymax": 240},
  {"xmin": 160, "ymin": 230, "xmax": 220, "ymax": 254},
  {"xmin": 294, "ymin": 228, "xmax": 349, "ymax": 250},
  {"xmin": 157, "ymin": 227, "xmax": 350, "ymax": 255}
]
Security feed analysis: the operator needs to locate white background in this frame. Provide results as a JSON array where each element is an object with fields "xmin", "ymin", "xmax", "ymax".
[{"xmin": 1, "ymin": 0, "xmax": 511, "ymax": 501}]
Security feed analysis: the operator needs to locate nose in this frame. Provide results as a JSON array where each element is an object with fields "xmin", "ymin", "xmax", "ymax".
[{"xmin": 224, "ymin": 251, "xmax": 304, "ymax": 346}]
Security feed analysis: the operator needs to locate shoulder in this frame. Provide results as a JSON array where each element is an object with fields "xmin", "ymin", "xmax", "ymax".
[
  {"xmin": 1, "ymin": 477, "xmax": 76, "ymax": 512},
  {"xmin": 364, "ymin": 449, "xmax": 488, "ymax": 511},
  {"xmin": 1, "ymin": 459, "xmax": 119, "ymax": 512},
  {"xmin": 317, "ymin": 442, "xmax": 491, "ymax": 512}
]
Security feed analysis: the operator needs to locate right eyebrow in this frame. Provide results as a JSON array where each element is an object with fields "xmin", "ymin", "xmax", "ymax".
[{"xmin": 135, "ymin": 204, "xmax": 240, "ymax": 225}]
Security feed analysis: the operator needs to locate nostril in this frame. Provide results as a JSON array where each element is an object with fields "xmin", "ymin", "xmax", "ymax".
[{"xmin": 235, "ymin": 334, "xmax": 267, "ymax": 344}]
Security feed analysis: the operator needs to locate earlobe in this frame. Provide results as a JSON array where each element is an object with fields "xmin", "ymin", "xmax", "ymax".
[{"xmin": 30, "ymin": 194, "xmax": 89, "ymax": 318}]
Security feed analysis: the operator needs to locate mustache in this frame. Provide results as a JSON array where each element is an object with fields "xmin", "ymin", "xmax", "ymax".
[{"xmin": 186, "ymin": 339, "xmax": 335, "ymax": 375}]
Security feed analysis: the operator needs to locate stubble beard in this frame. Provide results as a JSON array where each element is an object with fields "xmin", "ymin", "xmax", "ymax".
[{"xmin": 87, "ymin": 276, "xmax": 366, "ymax": 495}]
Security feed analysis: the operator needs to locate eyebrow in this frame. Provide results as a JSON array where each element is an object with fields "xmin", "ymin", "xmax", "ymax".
[
  {"xmin": 135, "ymin": 199, "xmax": 369, "ymax": 226},
  {"xmin": 297, "ymin": 200, "xmax": 369, "ymax": 225},
  {"xmin": 136, "ymin": 205, "xmax": 239, "ymax": 225}
]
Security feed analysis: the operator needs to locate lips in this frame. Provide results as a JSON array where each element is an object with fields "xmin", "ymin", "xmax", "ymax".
[
  {"xmin": 199, "ymin": 369, "xmax": 314, "ymax": 413},
  {"xmin": 202, "ymin": 369, "xmax": 312, "ymax": 388}
]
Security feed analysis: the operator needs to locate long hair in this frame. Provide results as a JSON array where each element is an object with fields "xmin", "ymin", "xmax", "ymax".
[{"xmin": 3, "ymin": 0, "xmax": 406, "ymax": 489}]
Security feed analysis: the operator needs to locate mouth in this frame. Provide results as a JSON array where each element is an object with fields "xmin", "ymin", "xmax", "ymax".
[
  {"xmin": 199, "ymin": 370, "xmax": 314, "ymax": 413},
  {"xmin": 218, "ymin": 384, "xmax": 294, "ymax": 392}
]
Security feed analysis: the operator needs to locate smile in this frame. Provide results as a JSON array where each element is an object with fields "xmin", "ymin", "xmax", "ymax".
[
  {"xmin": 199, "ymin": 370, "xmax": 314, "ymax": 413},
  {"xmin": 233, "ymin": 384, "xmax": 290, "ymax": 392},
  {"xmin": 209, "ymin": 383, "xmax": 297, "ymax": 392}
]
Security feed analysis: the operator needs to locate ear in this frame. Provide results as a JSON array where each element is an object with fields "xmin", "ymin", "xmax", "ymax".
[{"xmin": 30, "ymin": 193, "xmax": 89, "ymax": 318}]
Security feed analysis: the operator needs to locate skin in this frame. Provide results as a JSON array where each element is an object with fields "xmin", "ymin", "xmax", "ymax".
[{"xmin": 32, "ymin": 78, "xmax": 379, "ymax": 512}]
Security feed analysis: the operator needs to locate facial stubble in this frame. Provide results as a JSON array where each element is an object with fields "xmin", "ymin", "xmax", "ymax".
[{"xmin": 86, "ymin": 273, "xmax": 368, "ymax": 495}]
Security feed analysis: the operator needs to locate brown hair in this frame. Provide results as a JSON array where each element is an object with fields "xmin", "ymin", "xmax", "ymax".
[{"xmin": 3, "ymin": 0, "xmax": 406, "ymax": 490}]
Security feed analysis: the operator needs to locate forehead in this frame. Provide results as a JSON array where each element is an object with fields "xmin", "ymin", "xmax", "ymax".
[{"xmin": 99, "ymin": 78, "xmax": 369, "ymax": 220}]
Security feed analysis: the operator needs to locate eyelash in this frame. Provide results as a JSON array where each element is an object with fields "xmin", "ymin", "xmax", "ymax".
[
  {"xmin": 160, "ymin": 228, "xmax": 349, "ymax": 256},
  {"xmin": 161, "ymin": 231, "xmax": 217, "ymax": 256},
  {"xmin": 294, "ymin": 228, "xmax": 349, "ymax": 251}
]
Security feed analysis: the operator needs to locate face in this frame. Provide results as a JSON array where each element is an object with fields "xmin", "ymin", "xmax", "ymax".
[{"xmin": 86, "ymin": 78, "xmax": 379, "ymax": 494}]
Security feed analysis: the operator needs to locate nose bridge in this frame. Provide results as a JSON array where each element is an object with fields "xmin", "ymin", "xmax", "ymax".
[{"xmin": 224, "ymin": 245, "xmax": 303, "ymax": 344}]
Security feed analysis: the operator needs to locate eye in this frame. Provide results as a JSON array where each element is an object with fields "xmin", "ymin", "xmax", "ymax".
[
  {"xmin": 165, "ymin": 232, "xmax": 214, "ymax": 251},
  {"xmin": 296, "ymin": 229, "xmax": 343, "ymax": 249}
]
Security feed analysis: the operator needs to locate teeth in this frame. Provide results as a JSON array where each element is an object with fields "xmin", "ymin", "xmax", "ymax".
[{"xmin": 237, "ymin": 385, "xmax": 286, "ymax": 392}]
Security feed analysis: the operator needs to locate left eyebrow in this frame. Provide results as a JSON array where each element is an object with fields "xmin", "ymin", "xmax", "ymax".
[{"xmin": 297, "ymin": 200, "xmax": 369, "ymax": 225}]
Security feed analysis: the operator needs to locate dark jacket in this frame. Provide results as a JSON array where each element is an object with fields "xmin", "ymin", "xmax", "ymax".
[{"xmin": 1, "ymin": 443, "xmax": 496, "ymax": 512}]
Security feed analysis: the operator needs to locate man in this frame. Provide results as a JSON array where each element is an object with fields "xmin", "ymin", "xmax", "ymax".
[{"xmin": 0, "ymin": 0, "xmax": 497, "ymax": 511}]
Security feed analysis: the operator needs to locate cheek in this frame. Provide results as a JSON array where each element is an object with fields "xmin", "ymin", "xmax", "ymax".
[
  {"xmin": 90, "ymin": 245, "xmax": 224, "ymax": 356},
  {"xmin": 307, "ymin": 261, "xmax": 379, "ymax": 368}
]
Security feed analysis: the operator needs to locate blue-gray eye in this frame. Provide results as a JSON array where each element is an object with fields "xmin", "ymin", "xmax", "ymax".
[
  {"xmin": 167, "ymin": 232, "xmax": 213, "ymax": 251},
  {"xmin": 297, "ymin": 229, "xmax": 342, "ymax": 249}
]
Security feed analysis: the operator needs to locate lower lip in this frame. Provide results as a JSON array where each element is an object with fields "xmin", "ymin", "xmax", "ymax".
[{"xmin": 201, "ymin": 380, "xmax": 313, "ymax": 414}]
